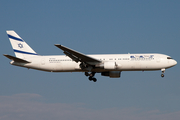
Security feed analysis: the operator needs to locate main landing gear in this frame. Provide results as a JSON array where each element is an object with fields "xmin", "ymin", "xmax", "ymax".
[
  {"xmin": 161, "ymin": 68, "xmax": 165, "ymax": 78},
  {"xmin": 85, "ymin": 72, "xmax": 97, "ymax": 82}
]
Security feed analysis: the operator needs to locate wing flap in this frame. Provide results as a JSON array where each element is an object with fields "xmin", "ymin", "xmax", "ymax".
[
  {"xmin": 54, "ymin": 44, "xmax": 101, "ymax": 64},
  {"xmin": 3, "ymin": 54, "xmax": 31, "ymax": 63}
]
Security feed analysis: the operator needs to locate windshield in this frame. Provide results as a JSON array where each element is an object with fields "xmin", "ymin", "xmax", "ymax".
[{"xmin": 167, "ymin": 57, "xmax": 173, "ymax": 59}]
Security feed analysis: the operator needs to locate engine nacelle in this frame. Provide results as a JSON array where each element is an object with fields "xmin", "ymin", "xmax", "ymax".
[
  {"xmin": 104, "ymin": 62, "xmax": 116, "ymax": 70},
  {"xmin": 101, "ymin": 71, "xmax": 121, "ymax": 78}
]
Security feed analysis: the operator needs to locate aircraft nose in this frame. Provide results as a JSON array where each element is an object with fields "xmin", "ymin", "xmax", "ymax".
[
  {"xmin": 174, "ymin": 60, "xmax": 177, "ymax": 65},
  {"xmin": 169, "ymin": 59, "xmax": 177, "ymax": 67}
]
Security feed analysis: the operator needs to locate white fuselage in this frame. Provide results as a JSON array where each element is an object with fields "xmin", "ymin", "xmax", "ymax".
[
  {"xmin": 11, "ymin": 53, "xmax": 177, "ymax": 73},
  {"xmin": 5, "ymin": 30, "xmax": 177, "ymax": 81}
]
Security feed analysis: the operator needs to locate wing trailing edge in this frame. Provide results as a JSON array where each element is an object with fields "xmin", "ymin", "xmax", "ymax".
[{"xmin": 54, "ymin": 44, "xmax": 101, "ymax": 64}]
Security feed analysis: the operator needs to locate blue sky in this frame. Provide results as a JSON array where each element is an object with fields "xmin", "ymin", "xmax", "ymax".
[{"xmin": 0, "ymin": 0, "xmax": 180, "ymax": 120}]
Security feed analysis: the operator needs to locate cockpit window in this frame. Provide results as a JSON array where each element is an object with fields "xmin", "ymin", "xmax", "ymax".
[{"xmin": 167, "ymin": 57, "xmax": 172, "ymax": 59}]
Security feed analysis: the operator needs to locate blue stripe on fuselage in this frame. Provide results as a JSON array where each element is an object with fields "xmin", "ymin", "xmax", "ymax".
[
  {"xmin": 8, "ymin": 34, "xmax": 23, "ymax": 42},
  {"xmin": 14, "ymin": 49, "xmax": 38, "ymax": 55}
]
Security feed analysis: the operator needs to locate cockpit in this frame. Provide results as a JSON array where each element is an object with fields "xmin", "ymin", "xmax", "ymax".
[{"xmin": 167, "ymin": 57, "xmax": 173, "ymax": 59}]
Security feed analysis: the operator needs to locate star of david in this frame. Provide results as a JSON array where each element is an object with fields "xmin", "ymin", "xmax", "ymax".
[{"xmin": 18, "ymin": 43, "xmax": 23, "ymax": 48}]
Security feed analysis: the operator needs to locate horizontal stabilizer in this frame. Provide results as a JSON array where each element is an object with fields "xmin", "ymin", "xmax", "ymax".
[{"xmin": 3, "ymin": 54, "xmax": 31, "ymax": 63}]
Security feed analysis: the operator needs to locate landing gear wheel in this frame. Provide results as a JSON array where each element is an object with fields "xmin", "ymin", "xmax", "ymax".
[
  {"xmin": 161, "ymin": 74, "xmax": 164, "ymax": 78},
  {"xmin": 89, "ymin": 76, "xmax": 93, "ymax": 81},
  {"xmin": 92, "ymin": 78, "xmax": 97, "ymax": 82},
  {"xmin": 88, "ymin": 77, "xmax": 97, "ymax": 82}
]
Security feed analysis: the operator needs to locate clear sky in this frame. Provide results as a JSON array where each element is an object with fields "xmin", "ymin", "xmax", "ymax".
[{"xmin": 0, "ymin": 0, "xmax": 180, "ymax": 120}]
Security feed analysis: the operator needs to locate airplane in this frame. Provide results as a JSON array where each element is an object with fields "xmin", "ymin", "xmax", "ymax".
[{"xmin": 4, "ymin": 30, "xmax": 177, "ymax": 82}]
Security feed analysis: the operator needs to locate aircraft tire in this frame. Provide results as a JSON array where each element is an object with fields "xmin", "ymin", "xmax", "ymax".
[
  {"xmin": 161, "ymin": 74, "xmax": 164, "ymax": 78},
  {"xmin": 93, "ymin": 78, "xmax": 97, "ymax": 82},
  {"xmin": 89, "ymin": 76, "xmax": 93, "ymax": 81}
]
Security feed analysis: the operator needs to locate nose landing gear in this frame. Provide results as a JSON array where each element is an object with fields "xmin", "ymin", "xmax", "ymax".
[
  {"xmin": 161, "ymin": 68, "xmax": 165, "ymax": 78},
  {"xmin": 85, "ymin": 72, "xmax": 97, "ymax": 82}
]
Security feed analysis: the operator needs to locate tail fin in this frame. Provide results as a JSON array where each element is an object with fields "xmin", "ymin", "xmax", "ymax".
[{"xmin": 6, "ymin": 30, "xmax": 38, "ymax": 59}]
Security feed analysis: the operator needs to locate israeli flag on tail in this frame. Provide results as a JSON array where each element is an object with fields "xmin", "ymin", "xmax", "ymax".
[{"xmin": 6, "ymin": 30, "xmax": 38, "ymax": 59}]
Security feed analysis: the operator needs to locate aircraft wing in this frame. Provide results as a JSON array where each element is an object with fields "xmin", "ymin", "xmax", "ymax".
[{"xmin": 55, "ymin": 44, "xmax": 101, "ymax": 65}]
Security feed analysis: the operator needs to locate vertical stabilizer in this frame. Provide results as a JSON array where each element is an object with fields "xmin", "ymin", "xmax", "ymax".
[{"xmin": 6, "ymin": 30, "xmax": 38, "ymax": 59}]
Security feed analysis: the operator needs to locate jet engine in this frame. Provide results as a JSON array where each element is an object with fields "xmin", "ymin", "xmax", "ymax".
[
  {"xmin": 104, "ymin": 62, "xmax": 116, "ymax": 70},
  {"xmin": 101, "ymin": 71, "xmax": 121, "ymax": 78}
]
